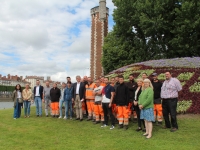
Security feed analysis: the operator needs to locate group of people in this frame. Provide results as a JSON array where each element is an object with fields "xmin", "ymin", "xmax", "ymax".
[{"xmin": 12, "ymin": 71, "xmax": 182, "ymax": 139}]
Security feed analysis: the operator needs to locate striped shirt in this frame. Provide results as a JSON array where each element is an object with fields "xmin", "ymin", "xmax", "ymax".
[{"xmin": 161, "ymin": 78, "xmax": 182, "ymax": 99}]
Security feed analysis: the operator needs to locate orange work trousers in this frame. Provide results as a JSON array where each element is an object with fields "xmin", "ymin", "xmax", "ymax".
[
  {"xmin": 128, "ymin": 102, "xmax": 132, "ymax": 119},
  {"xmin": 86, "ymin": 100, "xmax": 95, "ymax": 118},
  {"xmin": 154, "ymin": 104, "xmax": 163, "ymax": 122},
  {"xmin": 117, "ymin": 106, "xmax": 129, "ymax": 125},
  {"xmin": 51, "ymin": 102, "xmax": 59, "ymax": 115},
  {"xmin": 94, "ymin": 104, "xmax": 104, "ymax": 122},
  {"xmin": 112, "ymin": 104, "xmax": 118, "ymax": 119}
]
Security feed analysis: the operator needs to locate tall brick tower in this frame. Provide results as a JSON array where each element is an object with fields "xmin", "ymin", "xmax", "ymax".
[{"xmin": 90, "ymin": 0, "xmax": 109, "ymax": 80}]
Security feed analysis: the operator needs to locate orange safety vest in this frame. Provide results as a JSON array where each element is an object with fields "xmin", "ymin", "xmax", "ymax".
[
  {"xmin": 85, "ymin": 83, "xmax": 96, "ymax": 100},
  {"xmin": 100, "ymin": 83, "xmax": 106, "ymax": 87}
]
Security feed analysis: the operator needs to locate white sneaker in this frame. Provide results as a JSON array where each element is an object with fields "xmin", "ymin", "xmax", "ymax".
[
  {"xmin": 70, "ymin": 117, "xmax": 72, "ymax": 120},
  {"xmin": 63, "ymin": 116, "xmax": 66, "ymax": 119},
  {"xmin": 14, "ymin": 118, "xmax": 16, "ymax": 120},
  {"xmin": 110, "ymin": 125, "xmax": 115, "ymax": 130},
  {"xmin": 58, "ymin": 116, "xmax": 62, "ymax": 119},
  {"xmin": 101, "ymin": 124, "xmax": 107, "ymax": 128}
]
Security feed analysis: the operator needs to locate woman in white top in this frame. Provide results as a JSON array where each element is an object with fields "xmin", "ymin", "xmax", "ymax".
[
  {"xmin": 12, "ymin": 84, "xmax": 23, "ymax": 119},
  {"xmin": 133, "ymin": 78, "xmax": 145, "ymax": 131}
]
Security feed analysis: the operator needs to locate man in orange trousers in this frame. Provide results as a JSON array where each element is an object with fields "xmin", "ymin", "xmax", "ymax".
[
  {"xmin": 85, "ymin": 77, "xmax": 96, "ymax": 121},
  {"xmin": 93, "ymin": 79, "xmax": 104, "ymax": 124},
  {"xmin": 115, "ymin": 75, "xmax": 130, "ymax": 130}
]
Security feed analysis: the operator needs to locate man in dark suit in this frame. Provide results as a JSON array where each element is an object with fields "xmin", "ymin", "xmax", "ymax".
[
  {"xmin": 72, "ymin": 75, "xmax": 85, "ymax": 121},
  {"xmin": 33, "ymin": 80, "xmax": 44, "ymax": 117}
]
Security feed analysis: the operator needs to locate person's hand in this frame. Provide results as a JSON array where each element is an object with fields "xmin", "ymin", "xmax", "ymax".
[
  {"xmin": 42, "ymin": 99, "xmax": 45, "ymax": 103},
  {"xmin": 72, "ymin": 98, "xmax": 74, "ymax": 103},
  {"xmin": 139, "ymin": 105, "xmax": 143, "ymax": 110},
  {"xmin": 109, "ymin": 103, "xmax": 112, "ymax": 108},
  {"xmin": 125, "ymin": 106, "xmax": 127, "ymax": 109},
  {"xmin": 134, "ymin": 101, "xmax": 138, "ymax": 106}
]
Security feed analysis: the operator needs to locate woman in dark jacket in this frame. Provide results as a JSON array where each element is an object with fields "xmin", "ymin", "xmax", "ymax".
[
  {"xmin": 12, "ymin": 84, "xmax": 23, "ymax": 119},
  {"xmin": 50, "ymin": 83, "xmax": 61, "ymax": 118},
  {"xmin": 133, "ymin": 78, "xmax": 145, "ymax": 131}
]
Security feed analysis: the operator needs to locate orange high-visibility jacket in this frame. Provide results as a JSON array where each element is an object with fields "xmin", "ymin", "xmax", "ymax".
[{"xmin": 85, "ymin": 83, "xmax": 96, "ymax": 100}]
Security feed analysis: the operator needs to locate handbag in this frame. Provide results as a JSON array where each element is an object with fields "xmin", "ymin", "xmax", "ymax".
[{"xmin": 18, "ymin": 98, "xmax": 23, "ymax": 103}]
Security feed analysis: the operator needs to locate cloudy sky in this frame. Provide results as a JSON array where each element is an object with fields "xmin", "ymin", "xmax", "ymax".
[{"xmin": 0, "ymin": 0, "xmax": 115, "ymax": 82}]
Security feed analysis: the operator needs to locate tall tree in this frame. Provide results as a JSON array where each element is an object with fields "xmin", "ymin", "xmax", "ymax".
[{"xmin": 102, "ymin": 0, "xmax": 200, "ymax": 74}]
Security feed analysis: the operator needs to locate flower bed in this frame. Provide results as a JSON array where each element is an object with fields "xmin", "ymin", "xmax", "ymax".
[{"xmin": 106, "ymin": 57, "xmax": 200, "ymax": 114}]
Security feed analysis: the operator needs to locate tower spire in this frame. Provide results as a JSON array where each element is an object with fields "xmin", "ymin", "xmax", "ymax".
[{"xmin": 99, "ymin": 0, "xmax": 106, "ymax": 21}]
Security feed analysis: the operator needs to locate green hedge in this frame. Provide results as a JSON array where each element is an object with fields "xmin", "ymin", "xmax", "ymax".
[{"xmin": 0, "ymin": 85, "xmax": 25, "ymax": 92}]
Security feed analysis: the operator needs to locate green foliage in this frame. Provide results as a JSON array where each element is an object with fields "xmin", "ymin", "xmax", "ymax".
[
  {"xmin": 123, "ymin": 71, "xmax": 133, "ymax": 80},
  {"xmin": 105, "ymin": 73, "xmax": 118, "ymax": 80},
  {"xmin": 102, "ymin": 0, "xmax": 200, "ymax": 73},
  {"xmin": 177, "ymin": 100, "xmax": 192, "ymax": 113},
  {"xmin": 181, "ymin": 82, "xmax": 186, "ymax": 87},
  {"xmin": 0, "ymin": 85, "xmax": 25, "ymax": 92},
  {"xmin": 177, "ymin": 72, "xmax": 194, "ymax": 80},
  {"xmin": 189, "ymin": 82, "xmax": 200, "ymax": 92},
  {"xmin": 158, "ymin": 73, "xmax": 165, "ymax": 80},
  {"xmin": 137, "ymin": 70, "xmax": 155, "ymax": 78}
]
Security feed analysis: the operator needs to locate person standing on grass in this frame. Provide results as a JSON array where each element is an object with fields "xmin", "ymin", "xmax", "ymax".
[
  {"xmin": 64, "ymin": 81, "xmax": 73, "ymax": 120},
  {"xmin": 59, "ymin": 83, "xmax": 66, "ymax": 119},
  {"xmin": 72, "ymin": 75, "xmax": 85, "ymax": 121},
  {"xmin": 85, "ymin": 77, "xmax": 96, "ymax": 121},
  {"xmin": 110, "ymin": 77, "xmax": 117, "ymax": 120},
  {"xmin": 93, "ymin": 79, "xmax": 104, "ymax": 124},
  {"xmin": 115, "ymin": 76, "xmax": 130, "ymax": 130},
  {"xmin": 138, "ymin": 79, "xmax": 154, "ymax": 139},
  {"xmin": 126, "ymin": 74, "xmax": 137, "ymax": 121},
  {"xmin": 82, "ymin": 76, "xmax": 88, "ymax": 117},
  {"xmin": 43, "ymin": 81, "xmax": 52, "ymax": 117},
  {"xmin": 33, "ymin": 80, "xmax": 43, "ymax": 117},
  {"xmin": 142, "ymin": 73, "xmax": 148, "ymax": 80},
  {"xmin": 50, "ymin": 83, "xmax": 61, "ymax": 118},
  {"xmin": 100, "ymin": 76, "xmax": 106, "ymax": 87},
  {"xmin": 22, "ymin": 84, "xmax": 32, "ymax": 118},
  {"xmin": 12, "ymin": 84, "xmax": 23, "ymax": 119},
  {"xmin": 133, "ymin": 78, "xmax": 145, "ymax": 132},
  {"xmin": 101, "ymin": 77, "xmax": 115, "ymax": 130},
  {"xmin": 161, "ymin": 71, "xmax": 182, "ymax": 132},
  {"xmin": 151, "ymin": 73, "xmax": 163, "ymax": 125}
]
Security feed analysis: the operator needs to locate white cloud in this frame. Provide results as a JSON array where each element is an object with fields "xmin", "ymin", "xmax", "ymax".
[{"xmin": 0, "ymin": 0, "xmax": 115, "ymax": 81}]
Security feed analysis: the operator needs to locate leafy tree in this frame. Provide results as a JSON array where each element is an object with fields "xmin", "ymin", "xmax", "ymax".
[{"xmin": 102, "ymin": 0, "xmax": 200, "ymax": 74}]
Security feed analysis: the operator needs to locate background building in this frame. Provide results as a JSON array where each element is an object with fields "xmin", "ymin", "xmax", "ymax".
[{"xmin": 90, "ymin": 0, "xmax": 109, "ymax": 80}]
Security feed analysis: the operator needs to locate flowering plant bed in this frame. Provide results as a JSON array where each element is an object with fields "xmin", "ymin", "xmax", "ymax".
[{"xmin": 106, "ymin": 57, "xmax": 200, "ymax": 114}]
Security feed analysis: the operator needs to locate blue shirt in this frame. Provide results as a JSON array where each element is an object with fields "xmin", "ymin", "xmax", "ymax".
[
  {"xmin": 64, "ymin": 87, "xmax": 73, "ymax": 101},
  {"xmin": 104, "ymin": 84, "xmax": 115, "ymax": 99}
]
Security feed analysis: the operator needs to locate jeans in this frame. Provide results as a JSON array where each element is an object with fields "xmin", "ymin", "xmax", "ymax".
[
  {"xmin": 35, "ymin": 96, "xmax": 42, "ymax": 116},
  {"xmin": 102, "ymin": 103, "xmax": 115, "ymax": 126},
  {"xmin": 59, "ymin": 99, "xmax": 65, "ymax": 117},
  {"xmin": 162, "ymin": 98, "xmax": 178, "ymax": 129},
  {"xmin": 24, "ymin": 101, "xmax": 31, "ymax": 116},
  {"xmin": 13, "ymin": 99, "xmax": 22, "ymax": 118},
  {"xmin": 65, "ymin": 100, "xmax": 72, "ymax": 118}
]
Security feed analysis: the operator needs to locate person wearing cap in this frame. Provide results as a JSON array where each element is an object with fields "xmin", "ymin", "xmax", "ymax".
[{"xmin": 151, "ymin": 73, "xmax": 163, "ymax": 125}]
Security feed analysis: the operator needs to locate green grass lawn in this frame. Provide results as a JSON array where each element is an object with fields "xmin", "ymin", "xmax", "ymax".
[{"xmin": 0, "ymin": 107, "xmax": 200, "ymax": 150}]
